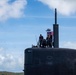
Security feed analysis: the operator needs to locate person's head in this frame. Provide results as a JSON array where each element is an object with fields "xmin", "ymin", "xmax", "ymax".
[
  {"xmin": 40, "ymin": 34, "xmax": 42, "ymax": 36},
  {"xmin": 47, "ymin": 34, "xmax": 50, "ymax": 38}
]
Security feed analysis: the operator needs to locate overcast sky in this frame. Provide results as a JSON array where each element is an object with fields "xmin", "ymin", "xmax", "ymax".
[{"xmin": 0, "ymin": 0, "xmax": 76, "ymax": 72}]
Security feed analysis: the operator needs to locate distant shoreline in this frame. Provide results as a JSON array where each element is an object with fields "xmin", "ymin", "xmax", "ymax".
[{"xmin": 0, "ymin": 71, "xmax": 23, "ymax": 75}]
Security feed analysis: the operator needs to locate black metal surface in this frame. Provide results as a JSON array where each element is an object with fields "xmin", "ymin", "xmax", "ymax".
[
  {"xmin": 55, "ymin": 8, "xmax": 57, "ymax": 24},
  {"xmin": 24, "ymin": 48, "xmax": 76, "ymax": 75},
  {"xmin": 53, "ymin": 24, "xmax": 59, "ymax": 48}
]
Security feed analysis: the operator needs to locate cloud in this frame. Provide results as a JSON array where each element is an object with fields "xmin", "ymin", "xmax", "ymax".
[
  {"xmin": 0, "ymin": 0, "xmax": 27, "ymax": 21},
  {"xmin": 0, "ymin": 48, "xmax": 24, "ymax": 72},
  {"xmin": 38, "ymin": 0, "xmax": 76, "ymax": 16},
  {"xmin": 60, "ymin": 41, "xmax": 76, "ymax": 49}
]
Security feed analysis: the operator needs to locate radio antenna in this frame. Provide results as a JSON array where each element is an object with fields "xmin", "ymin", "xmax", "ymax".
[{"xmin": 55, "ymin": 8, "xmax": 57, "ymax": 24}]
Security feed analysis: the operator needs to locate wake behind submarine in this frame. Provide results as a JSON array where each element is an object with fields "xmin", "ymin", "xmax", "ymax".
[{"xmin": 24, "ymin": 9, "xmax": 76, "ymax": 75}]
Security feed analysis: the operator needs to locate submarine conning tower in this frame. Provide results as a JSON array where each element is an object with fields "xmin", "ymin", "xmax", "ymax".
[
  {"xmin": 24, "ymin": 8, "xmax": 76, "ymax": 75},
  {"xmin": 53, "ymin": 8, "xmax": 59, "ymax": 48}
]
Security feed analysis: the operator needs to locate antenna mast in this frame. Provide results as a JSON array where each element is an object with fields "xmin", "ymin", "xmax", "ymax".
[
  {"xmin": 53, "ymin": 8, "xmax": 59, "ymax": 48},
  {"xmin": 55, "ymin": 8, "xmax": 57, "ymax": 24}
]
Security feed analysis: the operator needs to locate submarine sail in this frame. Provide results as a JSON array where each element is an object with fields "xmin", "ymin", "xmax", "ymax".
[{"xmin": 24, "ymin": 8, "xmax": 76, "ymax": 75}]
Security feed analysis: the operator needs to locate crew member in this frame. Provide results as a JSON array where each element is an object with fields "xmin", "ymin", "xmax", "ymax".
[
  {"xmin": 46, "ymin": 35, "xmax": 52, "ymax": 47},
  {"xmin": 39, "ymin": 34, "xmax": 43, "ymax": 47}
]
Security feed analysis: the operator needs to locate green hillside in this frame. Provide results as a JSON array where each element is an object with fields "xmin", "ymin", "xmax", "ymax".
[{"xmin": 0, "ymin": 71, "xmax": 24, "ymax": 75}]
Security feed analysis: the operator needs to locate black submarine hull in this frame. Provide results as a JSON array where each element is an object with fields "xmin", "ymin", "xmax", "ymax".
[{"xmin": 24, "ymin": 48, "xmax": 76, "ymax": 75}]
